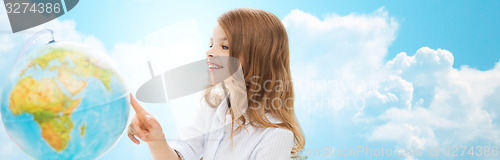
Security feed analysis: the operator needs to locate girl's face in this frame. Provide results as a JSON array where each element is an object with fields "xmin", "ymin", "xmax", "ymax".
[{"xmin": 206, "ymin": 24, "xmax": 229, "ymax": 71}]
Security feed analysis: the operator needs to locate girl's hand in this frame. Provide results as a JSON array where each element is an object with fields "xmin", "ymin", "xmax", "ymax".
[
  {"xmin": 128, "ymin": 94, "xmax": 165, "ymax": 145},
  {"xmin": 127, "ymin": 94, "xmax": 181, "ymax": 160}
]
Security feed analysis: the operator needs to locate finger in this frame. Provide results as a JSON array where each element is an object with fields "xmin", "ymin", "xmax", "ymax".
[
  {"xmin": 130, "ymin": 94, "xmax": 148, "ymax": 117},
  {"xmin": 130, "ymin": 122, "xmax": 147, "ymax": 141},
  {"xmin": 144, "ymin": 115, "xmax": 156, "ymax": 128},
  {"xmin": 128, "ymin": 129, "xmax": 140, "ymax": 145}
]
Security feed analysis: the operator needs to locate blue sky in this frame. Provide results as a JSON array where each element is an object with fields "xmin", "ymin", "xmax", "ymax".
[
  {"xmin": 1, "ymin": 0, "xmax": 500, "ymax": 160},
  {"xmin": 59, "ymin": 0, "xmax": 500, "ymax": 70}
]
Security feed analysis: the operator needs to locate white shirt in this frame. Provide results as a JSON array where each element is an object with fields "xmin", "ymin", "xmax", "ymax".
[{"xmin": 168, "ymin": 94, "xmax": 294, "ymax": 160}]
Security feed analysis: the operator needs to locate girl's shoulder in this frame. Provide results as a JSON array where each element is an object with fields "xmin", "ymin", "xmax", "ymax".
[{"xmin": 257, "ymin": 113, "xmax": 293, "ymax": 134}]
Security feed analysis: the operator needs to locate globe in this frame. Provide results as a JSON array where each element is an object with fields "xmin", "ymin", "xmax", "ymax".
[{"xmin": 0, "ymin": 40, "xmax": 130, "ymax": 159}]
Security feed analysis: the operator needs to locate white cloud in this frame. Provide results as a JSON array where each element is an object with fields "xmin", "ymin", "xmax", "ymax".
[
  {"xmin": 376, "ymin": 48, "xmax": 500, "ymax": 148},
  {"xmin": 285, "ymin": 7, "xmax": 401, "ymax": 114},
  {"xmin": 284, "ymin": 8, "xmax": 500, "ymax": 157},
  {"xmin": 284, "ymin": 7, "xmax": 398, "ymax": 80},
  {"xmin": 370, "ymin": 122, "xmax": 437, "ymax": 149}
]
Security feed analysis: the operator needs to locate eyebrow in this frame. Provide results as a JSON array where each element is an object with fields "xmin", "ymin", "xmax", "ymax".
[{"xmin": 210, "ymin": 37, "xmax": 228, "ymax": 41}]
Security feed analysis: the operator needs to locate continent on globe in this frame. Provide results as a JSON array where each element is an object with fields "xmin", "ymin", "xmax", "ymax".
[
  {"xmin": 20, "ymin": 47, "xmax": 113, "ymax": 91},
  {"xmin": 9, "ymin": 47, "xmax": 114, "ymax": 152},
  {"xmin": 2, "ymin": 35, "xmax": 130, "ymax": 159},
  {"xmin": 9, "ymin": 76, "xmax": 80, "ymax": 151}
]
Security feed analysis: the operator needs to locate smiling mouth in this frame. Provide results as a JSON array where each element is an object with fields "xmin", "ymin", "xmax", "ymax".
[{"xmin": 208, "ymin": 62, "xmax": 223, "ymax": 69}]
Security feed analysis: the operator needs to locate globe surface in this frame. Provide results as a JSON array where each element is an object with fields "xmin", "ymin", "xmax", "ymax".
[{"xmin": 0, "ymin": 41, "xmax": 130, "ymax": 159}]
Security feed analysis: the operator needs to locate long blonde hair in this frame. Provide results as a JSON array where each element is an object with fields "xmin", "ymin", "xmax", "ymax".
[{"xmin": 204, "ymin": 8, "xmax": 304, "ymax": 156}]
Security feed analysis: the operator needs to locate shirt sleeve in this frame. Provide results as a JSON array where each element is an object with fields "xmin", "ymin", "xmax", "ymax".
[
  {"xmin": 168, "ymin": 102, "xmax": 213, "ymax": 160},
  {"xmin": 169, "ymin": 139, "xmax": 203, "ymax": 160},
  {"xmin": 253, "ymin": 128, "xmax": 295, "ymax": 160}
]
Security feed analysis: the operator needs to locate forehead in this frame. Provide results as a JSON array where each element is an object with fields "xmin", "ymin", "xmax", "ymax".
[{"xmin": 211, "ymin": 24, "xmax": 227, "ymax": 41}]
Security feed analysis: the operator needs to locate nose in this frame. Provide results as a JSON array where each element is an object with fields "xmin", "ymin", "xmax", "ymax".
[
  {"xmin": 206, "ymin": 48, "xmax": 214, "ymax": 58},
  {"xmin": 206, "ymin": 49, "xmax": 214, "ymax": 64}
]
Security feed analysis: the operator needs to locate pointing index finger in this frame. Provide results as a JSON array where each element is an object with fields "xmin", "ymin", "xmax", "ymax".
[{"xmin": 130, "ymin": 93, "xmax": 148, "ymax": 117}]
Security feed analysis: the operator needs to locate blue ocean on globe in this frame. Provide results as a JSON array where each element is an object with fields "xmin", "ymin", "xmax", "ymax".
[{"xmin": 0, "ymin": 31, "xmax": 130, "ymax": 159}]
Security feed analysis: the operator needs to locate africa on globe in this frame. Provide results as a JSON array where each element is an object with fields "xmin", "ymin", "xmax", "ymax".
[{"xmin": 0, "ymin": 31, "xmax": 130, "ymax": 159}]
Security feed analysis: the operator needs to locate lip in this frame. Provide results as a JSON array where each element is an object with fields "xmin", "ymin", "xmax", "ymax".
[{"xmin": 207, "ymin": 62, "xmax": 223, "ymax": 70}]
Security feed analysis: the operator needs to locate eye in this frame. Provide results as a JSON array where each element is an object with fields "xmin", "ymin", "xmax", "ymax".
[
  {"xmin": 209, "ymin": 45, "xmax": 213, "ymax": 48},
  {"xmin": 222, "ymin": 46, "xmax": 229, "ymax": 50}
]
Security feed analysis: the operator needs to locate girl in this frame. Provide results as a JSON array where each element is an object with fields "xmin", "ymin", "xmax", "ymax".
[{"xmin": 128, "ymin": 8, "xmax": 304, "ymax": 160}]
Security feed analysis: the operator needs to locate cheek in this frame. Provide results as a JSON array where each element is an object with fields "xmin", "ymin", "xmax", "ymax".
[{"xmin": 223, "ymin": 50, "xmax": 230, "ymax": 56}]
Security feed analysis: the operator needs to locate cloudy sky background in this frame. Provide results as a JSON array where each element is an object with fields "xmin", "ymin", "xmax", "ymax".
[{"xmin": 0, "ymin": 0, "xmax": 499, "ymax": 159}]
